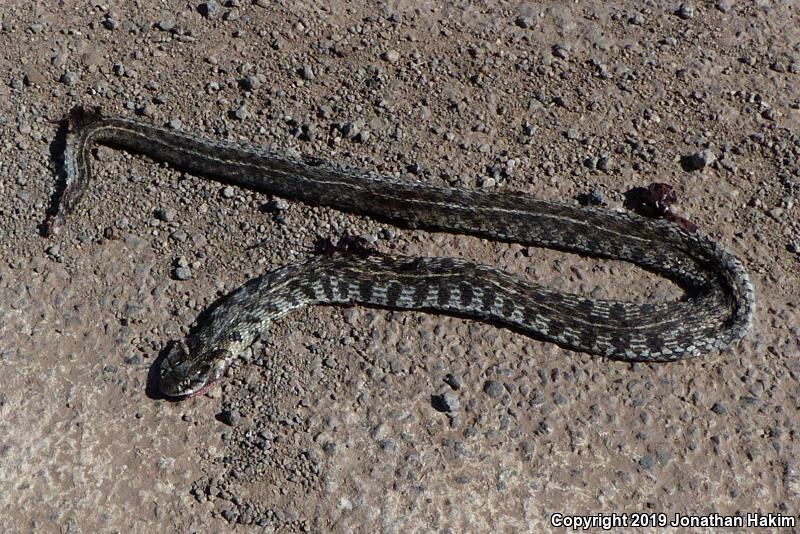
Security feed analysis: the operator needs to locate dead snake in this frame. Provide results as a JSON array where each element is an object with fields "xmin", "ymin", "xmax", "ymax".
[{"xmin": 48, "ymin": 107, "xmax": 755, "ymax": 398}]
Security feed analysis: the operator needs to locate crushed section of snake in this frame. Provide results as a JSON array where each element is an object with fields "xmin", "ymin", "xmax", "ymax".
[{"xmin": 49, "ymin": 106, "xmax": 755, "ymax": 398}]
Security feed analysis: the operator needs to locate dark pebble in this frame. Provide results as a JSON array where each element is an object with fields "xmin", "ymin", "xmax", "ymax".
[
  {"xmin": 639, "ymin": 455, "xmax": 655, "ymax": 469},
  {"xmin": 431, "ymin": 391, "xmax": 460, "ymax": 412},
  {"xmin": 711, "ymin": 402, "xmax": 728, "ymax": 415},
  {"xmin": 677, "ymin": 3, "xmax": 695, "ymax": 19},
  {"xmin": 444, "ymin": 373, "xmax": 462, "ymax": 390},
  {"xmin": 740, "ymin": 396, "xmax": 759, "ymax": 407},
  {"xmin": 379, "ymin": 439, "xmax": 397, "ymax": 452},
  {"xmin": 219, "ymin": 409, "xmax": 241, "ymax": 426},
  {"xmin": 515, "ymin": 16, "xmax": 534, "ymax": 29},
  {"xmin": 690, "ymin": 149, "xmax": 715, "ymax": 170},
  {"xmin": 172, "ymin": 266, "xmax": 192, "ymax": 280},
  {"xmin": 221, "ymin": 509, "xmax": 237, "ymax": 523},
  {"xmin": 199, "ymin": 1, "xmax": 220, "ymax": 18},
  {"xmin": 483, "ymin": 380, "xmax": 504, "ymax": 399},
  {"xmin": 154, "ymin": 207, "xmax": 175, "ymax": 222}
]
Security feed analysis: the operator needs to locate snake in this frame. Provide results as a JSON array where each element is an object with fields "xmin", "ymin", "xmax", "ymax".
[{"xmin": 48, "ymin": 106, "xmax": 755, "ymax": 398}]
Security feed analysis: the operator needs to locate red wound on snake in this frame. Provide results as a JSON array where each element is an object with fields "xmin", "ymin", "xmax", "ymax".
[{"xmin": 625, "ymin": 182, "xmax": 699, "ymax": 233}]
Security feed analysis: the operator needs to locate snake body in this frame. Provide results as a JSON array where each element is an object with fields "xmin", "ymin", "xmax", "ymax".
[{"xmin": 50, "ymin": 107, "xmax": 754, "ymax": 398}]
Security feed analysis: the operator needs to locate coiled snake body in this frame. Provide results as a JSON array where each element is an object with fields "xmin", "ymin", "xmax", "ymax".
[{"xmin": 49, "ymin": 107, "xmax": 754, "ymax": 398}]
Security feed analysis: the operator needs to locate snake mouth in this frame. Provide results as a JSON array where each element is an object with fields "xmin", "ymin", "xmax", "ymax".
[
  {"xmin": 182, "ymin": 378, "xmax": 220, "ymax": 398},
  {"xmin": 158, "ymin": 343, "xmax": 230, "ymax": 398},
  {"xmin": 159, "ymin": 371, "xmax": 216, "ymax": 399}
]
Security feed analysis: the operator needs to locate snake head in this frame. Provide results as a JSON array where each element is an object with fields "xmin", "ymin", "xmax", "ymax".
[{"xmin": 158, "ymin": 340, "xmax": 230, "ymax": 398}]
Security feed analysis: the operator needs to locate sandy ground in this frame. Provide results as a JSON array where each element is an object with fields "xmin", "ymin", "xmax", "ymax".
[{"xmin": 1, "ymin": 1, "xmax": 799, "ymax": 532}]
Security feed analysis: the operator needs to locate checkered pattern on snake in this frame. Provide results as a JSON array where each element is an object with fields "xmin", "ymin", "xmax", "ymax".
[{"xmin": 49, "ymin": 107, "xmax": 755, "ymax": 398}]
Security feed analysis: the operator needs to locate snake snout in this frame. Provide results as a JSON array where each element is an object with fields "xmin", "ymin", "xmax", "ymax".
[{"xmin": 158, "ymin": 340, "xmax": 194, "ymax": 397}]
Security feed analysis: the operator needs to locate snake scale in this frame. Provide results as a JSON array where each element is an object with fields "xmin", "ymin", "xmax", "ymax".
[{"xmin": 48, "ymin": 106, "xmax": 755, "ymax": 398}]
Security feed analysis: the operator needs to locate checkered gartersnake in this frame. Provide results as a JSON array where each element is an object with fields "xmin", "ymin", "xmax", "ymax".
[{"xmin": 48, "ymin": 107, "xmax": 755, "ymax": 398}]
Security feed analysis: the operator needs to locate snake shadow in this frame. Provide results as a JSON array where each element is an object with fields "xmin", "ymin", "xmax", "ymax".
[
  {"xmin": 41, "ymin": 115, "xmax": 71, "ymax": 237},
  {"xmin": 144, "ymin": 346, "xmax": 184, "ymax": 402}
]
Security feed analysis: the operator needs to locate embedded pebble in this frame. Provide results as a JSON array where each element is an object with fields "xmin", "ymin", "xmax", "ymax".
[
  {"xmin": 444, "ymin": 373, "xmax": 462, "ymax": 390},
  {"xmin": 240, "ymin": 76, "xmax": 261, "ymax": 91},
  {"xmin": 173, "ymin": 266, "xmax": 192, "ymax": 280},
  {"xmin": 483, "ymin": 380, "xmax": 504, "ymax": 399},
  {"xmin": 265, "ymin": 197, "xmax": 290, "ymax": 211},
  {"xmin": 381, "ymin": 50, "xmax": 400, "ymax": 63},
  {"xmin": 711, "ymin": 402, "xmax": 729, "ymax": 415},
  {"xmin": 60, "ymin": 71, "xmax": 79, "ymax": 85},
  {"xmin": 154, "ymin": 208, "xmax": 175, "ymax": 222},
  {"xmin": 219, "ymin": 409, "xmax": 242, "ymax": 426},
  {"xmin": 515, "ymin": 16, "xmax": 534, "ymax": 29},
  {"xmin": 233, "ymin": 106, "xmax": 248, "ymax": 121},
  {"xmin": 677, "ymin": 3, "xmax": 695, "ymax": 19},
  {"xmin": 156, "ymin": 20, "xmax": 175, "ymax": 31},
  {"xmin": 199, "ymin": 1, "xmax": 220, "ymax": 18},
  {"xmin": 432, "ymin": 391, "xmax": 460, "ymax": 412},
  {"xmin": 715, "ymin": 0, "xmax": 731, "ymax": 12},
  {"xmin": 686, "ymin": 149, "xmax": 716, "ymax": 170},
  {"xmin": 341, "ymin": 121, "xmax": 362, "ymax": 138},
  {"xmin": 638, "ymin": 455, "xmax": 655, "ymax": 470},
  {"xmin": 300, "ymin": 65, "xmax": 315, "ymax": 80}
]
